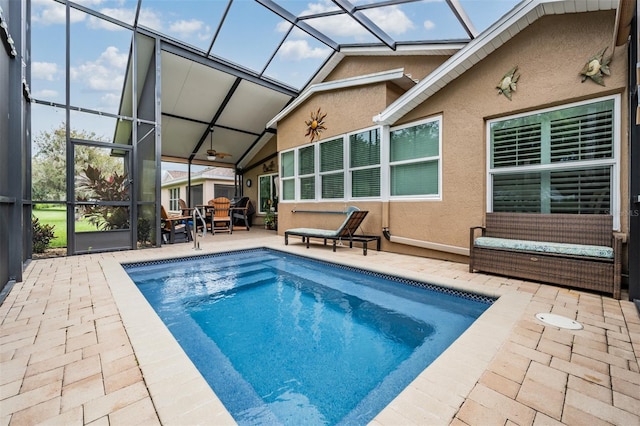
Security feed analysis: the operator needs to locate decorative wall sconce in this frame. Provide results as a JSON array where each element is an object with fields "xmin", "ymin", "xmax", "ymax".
[
  {"xmin": 580, "ymin": 47, "xmax": 611, "ymax": 86},
  {"xmin": 263, "ymin": 160, "xmax": 275, "ymax": 173},
  {"xmin": 0, "ymin": 6, "xmax": 17, "ymax": 58},
  {"xmin": 304, "ymin": 108, "xmax": 327, "ymax": 142},
  {"xmin": 496, "ymin": 66, "xmax": 520, "ymax": 100}
]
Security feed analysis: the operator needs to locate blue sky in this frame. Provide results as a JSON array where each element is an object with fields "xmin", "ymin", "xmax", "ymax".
[{"xmin": 29, "ymin": 0, "xmax": 520, "ymax": 170}]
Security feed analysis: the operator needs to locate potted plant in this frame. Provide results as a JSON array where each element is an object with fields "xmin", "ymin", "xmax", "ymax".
[{"xmin": 264, "ymin": 210, "xmax": 276, "ymax": 230}]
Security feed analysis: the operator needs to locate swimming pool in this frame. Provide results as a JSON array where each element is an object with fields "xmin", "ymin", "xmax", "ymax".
[{"xmin": 124, "ymin": 248, "xmax": 494, "ymax": 425}]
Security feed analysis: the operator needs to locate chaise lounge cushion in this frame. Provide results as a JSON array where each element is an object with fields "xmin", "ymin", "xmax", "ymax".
[
  {"xmin": 474, "ymin": 237, "xmax": 614, "ymax": 259},
  {"xmin": 285, "ymin": 227, "xmax": 341, "ymax": 238}
]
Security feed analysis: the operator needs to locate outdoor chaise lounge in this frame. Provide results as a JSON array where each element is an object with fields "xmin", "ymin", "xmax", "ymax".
[{"xmin": 284, "ymin": 207, "xmax": 381, "ymax": 255}]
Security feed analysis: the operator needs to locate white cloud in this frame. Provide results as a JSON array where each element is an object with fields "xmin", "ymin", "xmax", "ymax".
[
  {"xmin": 73, "ymin": 0, "xmax": 109, "ymax": 7},
  {"xmin": 34, "ymin": 89, "xmax": 59, "ymax": 99},
  {"xmin": 169, "ymin": 19, "xmax": 205, "ymax": 39},
  {"xmin": 276, "ymin": 21, "xmax": 291, "ymax": 34},
  {"xmin": 302, "ymin": 0, "xmax": 341, "ymax": 15},
  {"xmin": 309, "ymin": 14, "xmax": 368, "ymax": 40},
  {"xmin": 364, "ymin": 7, "xmax": 414, "ymax": 36},
  {"xmin": 294, "ymin": 2, "xmax": 414, "ymax": 41},
  {"xmin": 32, "ymin": 62, "xmax": 60, "ymax": 81},
  {"xmin": 424, "ymin": 20, "xmax": 435, "ymax": 31},
  {"xmin": 137, "ymin": 8, "xmax": 163, "ymax": 30},
  {"xmin": 101, "ymin": 92, "xmax": 122, "ymax": 107},
  {"xmin": 278, "ymin": 39, "xmax": 331, "ymax": 61},
  {"xmin": 87, "ymin": 8, "xmax": 136, "ymax": 30},
  {"xmin": 32, "ymin": 1, "xmax": 86, "ymax": 26},
  {"xmin": 70, "ymin": 46, "xmax": 127, "ymax": 92}
]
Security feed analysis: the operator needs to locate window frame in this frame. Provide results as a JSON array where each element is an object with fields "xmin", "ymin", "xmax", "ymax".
[
  {"xmin": 348, "ymin": 126, "xmax": 382, "ymax": 200},
  {"xmin": 279, "ymin": 150, "xmax": 295, "ymax": 202},
  {"xmin": 169, "ymin": 187, "xmax": 180, "ymax": 211},
  {"xmin": 258, "ymin": 173, "xmax": 279, "ymax": 214},
  {"xmin": 388, "ymin": 116, "xmax": 442, "ymax": 201},
  {"xmin": 319, "ymin": 136, "xmax": 346, "ymax": 201},
  {"xmin": 486, "ymin": 94, "xmax": 620, "ymax": 230},
  {"xmin": 298, "ymin": 144, "xmax": 316, "ymax": 200}
]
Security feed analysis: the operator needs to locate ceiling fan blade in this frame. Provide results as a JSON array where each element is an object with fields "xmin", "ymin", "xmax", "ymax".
[{"xmin": 205, "ymin": 149, "xmax": 232, "ymax": 159}]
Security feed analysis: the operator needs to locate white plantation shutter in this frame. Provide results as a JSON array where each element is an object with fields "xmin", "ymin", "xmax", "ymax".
[
  {"xmin": 492, "ymin": 173, "xmax": 541, "ymax": 212},
  {"xmin": 549, "ymin": 108, "xmax": 614, "ymax": 162},
  {"xmin": 490, "ymin": 98, "xmax": 615, "ymax": 215},
  {"xmin": 549, "ymin": 167, "xmax": 611, "ymax": 214},
  {"xmin": 491, "ymin": 122, "xmax": 541, "ymax": 168}
]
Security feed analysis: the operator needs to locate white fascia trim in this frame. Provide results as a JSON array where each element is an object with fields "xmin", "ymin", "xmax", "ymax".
[
  {"xmin": 373, "ymin": 0, "xmax": 617, "ymax": 126},
  {"xmin": 266, "ymin": 68, "xmax": 410, "ymax": 129},
  {"xmin": 338, "ymin": 43, "xmax": 467, "ymax": 56}
]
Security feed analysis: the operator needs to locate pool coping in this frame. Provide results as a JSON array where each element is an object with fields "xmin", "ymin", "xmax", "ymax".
[{"xmin": 101, "ymin": 244, "xmax": 531, "ymax": 425}]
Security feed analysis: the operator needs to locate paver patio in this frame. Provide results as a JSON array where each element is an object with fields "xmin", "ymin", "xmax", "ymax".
[{"xmin": 1, "ymin": 230, "xmax": 639, "ymax": 425}]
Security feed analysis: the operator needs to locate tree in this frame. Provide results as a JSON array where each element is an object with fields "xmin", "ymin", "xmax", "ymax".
[{"xmin": 32, "ymin": 122, "xmax": 123, "ymax": 201}]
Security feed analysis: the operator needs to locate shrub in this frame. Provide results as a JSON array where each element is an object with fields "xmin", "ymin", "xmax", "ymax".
[
  {"xmin": 32, "ymin": 216, "xmax": 56, "ymax": 253},
  {"xmin": 137, "ymin": 217, "xmax": 152, "ymax": 246}
]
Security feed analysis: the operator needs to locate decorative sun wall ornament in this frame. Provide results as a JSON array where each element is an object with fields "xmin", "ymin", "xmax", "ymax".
[
  {"xmin": 580, "ymin": 47, "xmax": 611, "ymax": 86},
  {"xmin": 304, "ymin": 108, "xmax": 327, "ymax": 142},
  {"xmin": 496, "ymin": 66, "xmax": 520, "ymax": 100}
]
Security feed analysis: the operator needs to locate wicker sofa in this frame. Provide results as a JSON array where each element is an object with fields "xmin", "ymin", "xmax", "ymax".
[{"xmin": 469, "ymin": 213, "xmax": 622, "ymax": 299}]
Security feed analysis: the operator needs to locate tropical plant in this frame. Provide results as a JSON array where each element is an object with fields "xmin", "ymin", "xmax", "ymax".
[
  {"xmin": 32, "ymin": 123, "xmax": 120, "ymax": 201},
  {"xmin": 76, "ymin": 165, "xmax": 130, "ymax": 230},
  {"xmin": 32, "ymin": 216, "xmax": 56, "ymax": 253}
]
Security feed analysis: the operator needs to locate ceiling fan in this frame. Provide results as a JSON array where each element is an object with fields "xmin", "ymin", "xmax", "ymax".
[{"xmin": 206, "ymin": 128, "xmax": 232, "ymax": 161}]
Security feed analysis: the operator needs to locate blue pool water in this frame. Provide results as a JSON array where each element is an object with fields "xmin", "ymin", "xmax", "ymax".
[{"xmin": 124, "ymin": 248, "xmax": 493, "ymax": 425}]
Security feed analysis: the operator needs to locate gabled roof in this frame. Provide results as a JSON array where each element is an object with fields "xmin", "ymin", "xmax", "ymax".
[
  {"xmin": 373, "ymin": 0, "xmax": 620, "ymax": 126},
  {"xmin": 266, "ymin": 68, "xmax": 417, "ymax": 129}
]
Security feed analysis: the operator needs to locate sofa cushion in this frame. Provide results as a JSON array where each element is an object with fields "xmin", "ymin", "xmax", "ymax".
[{"xmin": 474, "ymin": 237, "xmax": 614, "ymax": 259}]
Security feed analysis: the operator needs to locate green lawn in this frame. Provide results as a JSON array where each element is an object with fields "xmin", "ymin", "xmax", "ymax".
[{"xmin": 32, "ymin": 206, "xmax": 97, "ymax": 248}]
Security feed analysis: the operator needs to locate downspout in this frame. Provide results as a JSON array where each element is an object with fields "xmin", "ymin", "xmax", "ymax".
[{"xmin": 381, "ymin": 201, "xmax": 470, "ymax": 256}]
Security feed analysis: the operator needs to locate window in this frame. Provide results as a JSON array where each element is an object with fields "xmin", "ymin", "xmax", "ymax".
[
  {"xmin": 169, "ymin": 187, "xmax": 180, "ymax": 211},
  {"xmin": 214, "ymin": 185, "xmax": 235, "ymax": 200},
  {"xmin": 389, "ymin": 118, "xmax": 441, "ymax": 198},
  {"xmin": 488, "ymin": 97, "xmax": 617, "ymax": 219},
  {"xmin": 259, "ymin": 174, "xmax": 278, "ymax": 214},
  {"xmin": 349, "ymin": 128, "xmax": 380, "ymax": 198},
  {"xmin": 320, "ymin": 137, "xmax": 344, "ymax": 199},
  {"xmin": 298, "ymin": 145, "xmax": 315, "ymax": 200},
  {"xmin": 280, "ymin": 151, "xmax": 295, "ymax": 201}
]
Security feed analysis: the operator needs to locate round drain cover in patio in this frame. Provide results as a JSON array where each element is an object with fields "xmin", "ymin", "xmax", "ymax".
[{"xmin": 535, "ymin": 313, "xmax": 583, "ymax": 330}]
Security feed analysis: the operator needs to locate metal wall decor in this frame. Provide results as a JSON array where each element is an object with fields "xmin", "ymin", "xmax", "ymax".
[
  {"xmin": 304, "ymin": 108, "xmax": 327, "ymax": 142},
  {"xmin": 263, "ymin": 160, "xmax": 275, "ymax": 173},
  {"xmin": 580, "ymin": 47, "xmax": 611, "ymax": 86},
  {"xmin": 496, "ymin": 66, "xmax": 520, "ymax": 100}
]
